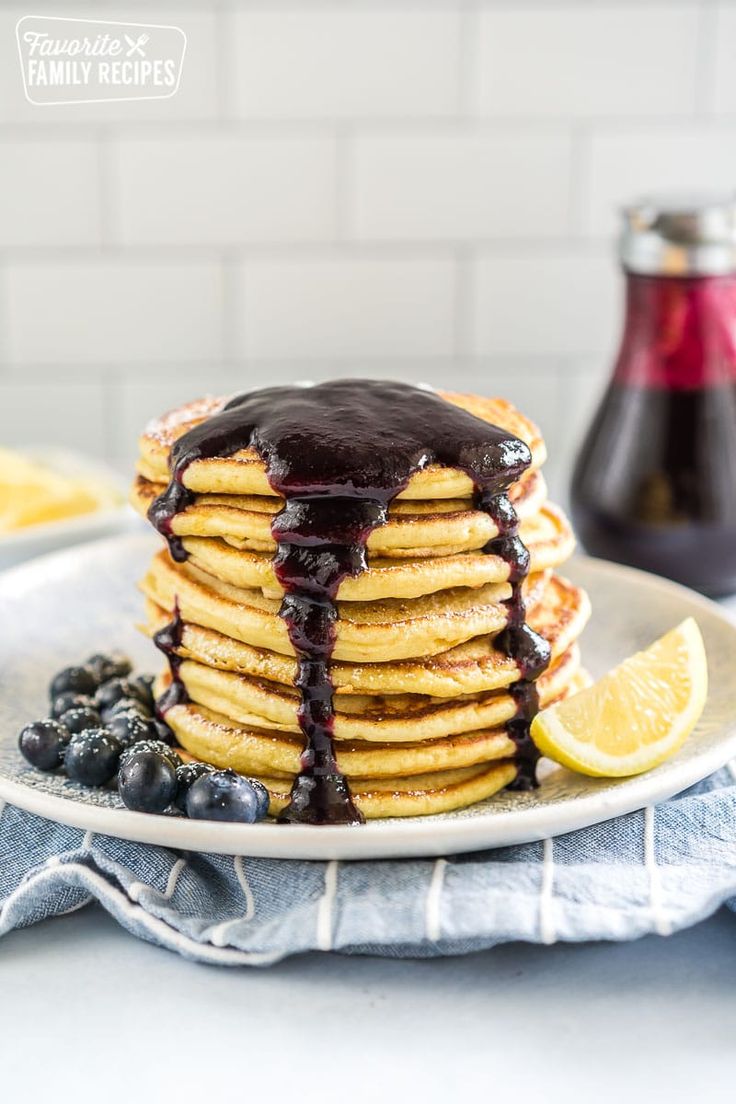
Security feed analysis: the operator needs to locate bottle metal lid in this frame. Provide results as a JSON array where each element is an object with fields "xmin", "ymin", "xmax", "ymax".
[{"xmin": 620, "ymin": 193, "xmax": 736, "ymax": 276}]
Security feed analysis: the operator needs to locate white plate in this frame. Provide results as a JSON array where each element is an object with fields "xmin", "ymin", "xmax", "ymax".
[
  {"xmin": 0, "ymin": 535, "xmax": 735, "ymax": 861},
  {"xmin": 0, "ymin": 447, "xmax": 134, "ymax": 569}
]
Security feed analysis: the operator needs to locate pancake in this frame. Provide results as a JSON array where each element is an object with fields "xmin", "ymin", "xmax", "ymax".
[
  {"xmin": 260, "ymin": 763, "xmax": 518, "ymax": 818},
  {"xmin": 141, "ymin": 549, "xmax": 546, "ymax": 663},
  {"xmin": 133, "ymin": 485, "xmax": 573, "ymax": 583},
  {"xmin": 137, "ymin": 390, "xmax": 547, "ymax": 501},
  {"xmin": 220, "ymin": 498, "xmax": 572, "ymax": 578},
  {"xmin": 133, "ymin": 381, "xmax": 590, "ymax": 821},
  {"xmin": 171, "ymin": 703, "xmax": 515, "ymax": 778},
  {"xmin": 164, "ymin": 497, "xmax": 573, "ymax": 604},
  {"xmin": 162, "ymin": 643, "xmax": 581, "ymax": 743},
  {"xmin": 130, "ymin": 467, "xmax": 551, "ymax": 560},
  {"xmin": 265, "ymin": 763, "xmax": 519, "ymax": 818},
  {"xmin": 166, "ymin": 668, "xmax": 591, "ymax": 783},
  {"xmin": 177, "ymin": 753, "xmax": 520, "ymax": 819},
  {"xmin": 143, "ymin": 571, "xmax": 589, "ymax": 697},
  {"xmin": 186, "ymin": 540, "xmax": 523, "ymax": 602}
]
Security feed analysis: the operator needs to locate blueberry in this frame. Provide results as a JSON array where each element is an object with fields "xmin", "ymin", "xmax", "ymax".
[
  {"xmin": 174, "ymin": 761, "xmax": 215, "ymax": 812},
  {"xmin": 249, "ymin": 779, "xmax": 270, "ymax": 821},
  {"xmin": 119, "ymin": 739, "xmax": 180, "ymax": 772},
  {"xmin": 18, "ymin": 719, "xmax": 71, "ymax": 771},
  {"xmin": 87, "ymin": 651, "xmax": 132, "ymax": 684},
  {"xmin": 107, "ymin": 710, "xmax": 159, "ymax": 748},
  {"xmin": 101, "ymin": 697, "xmax": 151, "ymax": 723},
  {"xmin": 51, "ymin": 692, "xmax": 93, "ymax": 719},
  {"xmin": 64, "ymin": 729, "xmax": 123, "ymax": 786},
  {"xmin": 118, "ymin": 747, "xmax": 178, "ymax": 814},
  {"xmin": 59, "ymin": 706, "xmax": 102, "ymax": 734},
  {"xmin": 185, "ymin": 769, "xmax": 262, "ymax": 823},
  {"xmin": 49, "ymin": 665, "xmax": 97, "ymax": 700},
  {"xmin": 95, "ymin": 678, "xmax": 147, "ymax": 713},
  {"xmin": 130, "ymin": 674, "xmax": 155, "ymax": 710}
]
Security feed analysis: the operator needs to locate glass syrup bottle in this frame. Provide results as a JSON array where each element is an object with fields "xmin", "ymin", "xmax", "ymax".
[{"xmin": 571, "ymin": 195, "xmax": 736, "ymax": 597}]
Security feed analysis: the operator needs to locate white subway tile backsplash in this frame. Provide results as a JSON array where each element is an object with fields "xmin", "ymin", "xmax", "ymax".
[
  {"xmin": 277, "ymin": 360, "xmax": 478, "ymax": 392},
  {"xmin": 0, "ymin": 381, "xmax": 108, "ymax": 456},
  {"xmin": 109, "ymin": 375, "xmax": 236, "ymax": 470},
  {"xmin": 471, "ymin": 360, "xmax": 568, "ymax": 498},
  {"xmin": 351, "ymin": 132, "xmax": 572, "ymax": 241},
  {"xmin": 236, "ymin": 257, "xmax": 456, "ymax": 359},
  {"xmin": 0, "ymin": 142, "xmax": 100, "ymax": 247},
  {"xmin": 477, "ymin": 5, "xmax": 699, "ymax": 119},
  {"xmin": 471, "ymin": 253, "xmax": 620, "ymax": 356},
  {"xmin": 710, "ymin": 5, "xmax": 736, "ymax": 115},
  {"xmin": 585, "ymin": 125, "xmax": 736, "ymax": 236},
  {"xmin": 228, "ymin": 10, "xmax": 461, "ymax": 119},
  {"xmin": 555, "ymin": 356, "xmax": 612, "ymax": 508},
  {"xmin": 6, "ymin": 261, "xmax": 223, "ymax": 364},
  {"xmin": 0, "ymin": 0, "xmax": 732, "ymax": 473},
  {"xmin": 111, "ymin": 135, "xmax": 337, "ymax": 245},
  {"xmin": 560, "ymin": 357, "xmax": 611, "ymax": 442}
]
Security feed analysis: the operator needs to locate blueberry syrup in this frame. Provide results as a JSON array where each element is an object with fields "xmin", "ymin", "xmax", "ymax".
[
  {"xmin": 152, "ymin": 602, "xmax": 188, "ymax": 715},
  {"xmin": 148, "ymin": 380, "xmax": 551, "ymax": 823},
  {"xmin": 479, "ymin": 491, "xmax": 550, "ymax": 789}
]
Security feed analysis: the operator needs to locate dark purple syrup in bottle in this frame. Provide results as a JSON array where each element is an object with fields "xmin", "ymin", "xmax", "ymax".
[{"xmin": 572, "ymin": 198, "xmax": 736, "ymax": 597}]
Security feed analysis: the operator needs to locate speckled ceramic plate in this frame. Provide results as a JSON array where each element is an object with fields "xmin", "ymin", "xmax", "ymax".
[{"xmin": 1, "ymin": 535, "xmax": 735, "ymax": 861}]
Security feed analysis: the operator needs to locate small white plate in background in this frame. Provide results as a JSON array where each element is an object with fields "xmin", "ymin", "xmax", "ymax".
[{"xmin": 0, "ymin": 447, "xmax": 137, "ymax": 570}]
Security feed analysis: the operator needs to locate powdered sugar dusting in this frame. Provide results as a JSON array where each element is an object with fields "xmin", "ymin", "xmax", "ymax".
[{"xmin": 144, "ymin": 395, "xmax": 229, "ymax": 447}]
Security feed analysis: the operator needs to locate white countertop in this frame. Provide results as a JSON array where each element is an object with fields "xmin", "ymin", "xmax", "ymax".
[{"xmin": 3, "ymin": 903, "xmax": 735, "ymax": 1102}]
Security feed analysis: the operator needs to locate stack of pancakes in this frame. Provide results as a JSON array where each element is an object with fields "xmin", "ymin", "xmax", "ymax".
[{"xmin": 131, "ymin": 390, "xmax": 590, "ymax": 819}]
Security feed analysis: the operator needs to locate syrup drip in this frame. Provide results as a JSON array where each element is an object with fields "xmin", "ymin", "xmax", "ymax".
[
  {"xmin": 479, "ymin": 490, "xmax": 549, "ymax": 789},
  {"xmin": 148, "ymin": 380, "xmax": 551, "ymax": 823},
  {"xmin": 152, "ymin": 602, "xmax": 189, "ymax": 715}
]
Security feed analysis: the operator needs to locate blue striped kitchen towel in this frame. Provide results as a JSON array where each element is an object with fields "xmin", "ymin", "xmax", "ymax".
[{"xmin": 1, "ymin": 766, "xmax": 736, "ymax": 966}]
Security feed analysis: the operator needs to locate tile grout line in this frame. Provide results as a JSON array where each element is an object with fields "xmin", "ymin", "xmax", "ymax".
[
  {"xmin": 457, "ymin": 0, "xmax": 481, "ymax": 120},
  {"xmin": 452, "ymin": 247, "xmax": 475, "ymax": 359},
  {"xmin": 0, "ymin": 240, "xmax": 620, "ymax": 263},
  {"xmin": 567, "ymin": 122, "xmax": 591, "ymax": 238},
  {"xmin": 693, "ymin": 0, "xmax": 719, "ymax": 118},
  {"xmin": 96, "ymin": 129, "xmax": 114, "ymax": 251},
  {"xmin": 334, "ymin": 124, "xmax": 353, "ymax": 243},
  {"xmin": 214, "ymin": 2, "xmax": 234, "ymax": 123},
  {"xmin": 101, "ymin": 367, "xmax": 122, "ymax": 468},
  {"xmin": 220, "ymin": 252, "xmax": 240, "ymax": 365}
]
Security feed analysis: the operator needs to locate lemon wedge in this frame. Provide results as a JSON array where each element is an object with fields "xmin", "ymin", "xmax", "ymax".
[{"xmin": 531, "ymin": 617, "xmax": 708, "ymax": 777}]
